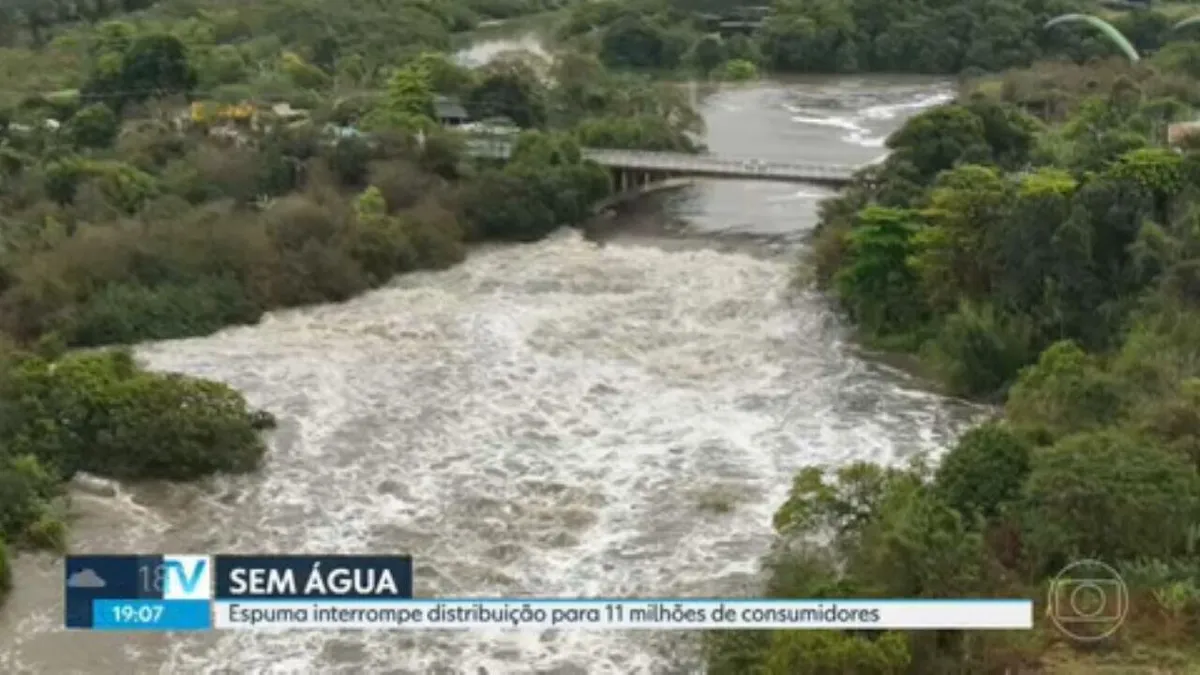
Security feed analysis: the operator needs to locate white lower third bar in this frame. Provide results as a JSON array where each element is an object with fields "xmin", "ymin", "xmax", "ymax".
[{"xmin": 213, "ymin": 599, "xmax": 1033, "ymax": 630}]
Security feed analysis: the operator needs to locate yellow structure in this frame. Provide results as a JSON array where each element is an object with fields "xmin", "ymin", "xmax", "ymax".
[{"xmin": 190, "ymin": 101, "xmax": 257, "ymax": 126}]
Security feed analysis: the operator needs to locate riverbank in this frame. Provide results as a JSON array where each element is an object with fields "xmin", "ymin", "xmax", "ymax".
[
  {"xmin": 0, "ymin": 345, "xmax": 278, "ymax": 610},
  {"xmin": 703, "ymin": 56, "xmax": 1200, "ymax": 673}
]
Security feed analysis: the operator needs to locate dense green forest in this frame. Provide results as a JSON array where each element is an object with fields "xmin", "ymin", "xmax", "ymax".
[
  {"xmin": 0, "ymin": 0, "xmax": 579, "ymax": 99},
  {"xmin": 559, "ymin": 0, "xmax": 1200, "ymax": 77},
  {"xmin": 703, "ymin": 53, "xmax": 1200, "ymax": 674},
  {"xmin": 0, "ymin": 0, "xmax": 703, "ymax": 603},
  {"xmin": 0, "ymin": 0, "xmax": 569, "ymax": 51}
]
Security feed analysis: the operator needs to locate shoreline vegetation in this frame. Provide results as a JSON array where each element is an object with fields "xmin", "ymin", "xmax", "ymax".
[
  {"xmin": 554, "ymin": 0, "xmax": 1200, "ymax": 671},
  {"xmin": 556, "ymin": 0, "xmax": 1200, "ymax": 81},
  {"xmin": 708, "ymin": 29, "xmax": 1200, "ymax": 675},
  {"xmin": 0, "ymin": 0, "xmax": 1192, "ymax": 672}
]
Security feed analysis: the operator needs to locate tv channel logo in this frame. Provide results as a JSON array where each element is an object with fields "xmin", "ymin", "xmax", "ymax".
[
  {"xmin": 162, "ymin": 555, "xmax": 212, "ymax": 600},
  {"xmin": 1048, "ymin": 559, "xmax": 1128, "ymax": 641}
]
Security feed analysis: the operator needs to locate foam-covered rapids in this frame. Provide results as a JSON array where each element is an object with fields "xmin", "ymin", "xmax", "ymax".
[
  {"xmin": 453, "ymin": 33, "xmax": 548, "ymax": 68},
  {"xmin": 784, "ymin": 87, "xmax": 955, "ymax": 148},
  {"xmin": 3, "ymin": 231, "xmax": 978, "ymax": 674}
]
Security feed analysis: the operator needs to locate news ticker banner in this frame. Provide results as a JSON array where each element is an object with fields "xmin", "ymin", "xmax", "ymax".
[
  {"xmin": 65, "ymin": 555, "xmax": 1033, "ymax": 631},
  {"xmin": 65, "ymin": 554, "xmax": 413, "ymax": 630}
]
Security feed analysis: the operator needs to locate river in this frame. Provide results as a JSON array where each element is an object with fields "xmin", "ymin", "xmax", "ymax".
[{"xmin": 0, "ymin": 34, "xmax": 980, "ymax": 675}]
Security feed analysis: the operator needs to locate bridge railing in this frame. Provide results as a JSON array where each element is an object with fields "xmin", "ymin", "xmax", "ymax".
[
  {"xmin": 463, "ymin": 140, "xmax": 860, "ymax": 179},
  {"xmin": 581, "ymin": 149, "xmax": 857, "ymax": 178}
]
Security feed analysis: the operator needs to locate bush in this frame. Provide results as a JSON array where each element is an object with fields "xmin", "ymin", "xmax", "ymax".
[
  {"xmin": 368, "ymin": 159, "xmax": 437, "ymax": 211},
  {"xmin": 260, "ymin": 194, "xmax": 371, "ymax": 305},
  {"xmin": 460, "ymin": 162, "xmax": 609, "ymax": 242},
  {"xmin": 705, "ymin": 628, "xmax": 772, "ymax": 675},
  {"xmin": 833, "ymin": 207, "xmax": 928, "ymax": 337},
  {"xmin": 323, "ymin": 136, "xmax": 373, "ymax": 187},
  {"xmin": 1005, "ymin": 341, "xmax": 1127, "ymax": 442},
  {"xmin": 717, "ymin": 59, "xmax": 758, "ymax": 82},
  {"xmin": 934, "ymin": 421, "xmax": 1031, "ymax": 521},
  {"xmin": 348, "ymin": 211, "xmax": 420, "ymax": 286},
  {"xmin": 925, "ymin": 303, "xmax": 1035, "ymax": 398},
  {"xmin": 346, "ymin": 185, "xmax": 467, "ymax": 283},
  {"xmin": 0, "ymin": 455, "xmax": 60, "ymax": 543},
  {"xmin": 264, "ymin": 194, "xmax": 346, "ymax": 252},
  {"xmin": 43, "ymin": 159, "xmax": 159, "ymax": 213},
  {"xmin": 399, "ymin": 199, "xmax": 467, "ymax": 269},
  {"xmin": 460, "ymin": 169, "xmax": 561, "ymax": 241},
  {"xmin": 714, "ymin": 462, "xmax": 995, "ymax": 672},
  {"xmin": 65, "ymin": 103, "xmax": 120, "ymax": 149},
  {"xmin": 852, "ymin": 479, "xmax": 991, "ymax": 601},
  {"xmin": 67, "ymin": 276, "xmax": 262, "ymax": 346},
  {"xmin": 162, "ymin": 145, "xmax": 265, "ymax": 204},
  {"xmin": 1019, "ymin": 430, "xmax": 1200, "ymax": 573},
  {"xmin": 418, "ymin": 131, "xmax": 466, "ymax": 179},
  {"xmin": 764, "ymin": 631, "xmax": 911, "ymax": 675},
  {"xmin": 24, "ymin": 512, "xmax": 67, "ymax": 551},
  {"xmin": 0, "ymin": 350, "xmax": 270, "ymax": 481},
  {"xmin": 0, "ymin": 209, "xmax": 279, "ymax": 344},
  {"xmin": 1137, "ymin": 377, "xmax": 1200, "ymax": 469},
  {"xmin": 84, "ymin": 370, "xmax": 269, "ymax": 479}
]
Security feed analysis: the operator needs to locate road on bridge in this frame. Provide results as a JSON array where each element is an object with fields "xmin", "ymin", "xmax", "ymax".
[{"xmin": 464, "ymin": 139, "xmax": 862, "ymax": 184}]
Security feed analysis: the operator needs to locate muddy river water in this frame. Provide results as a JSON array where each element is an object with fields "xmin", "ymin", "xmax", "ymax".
[{"xmin": 0, "ymin": 35, "xmax": 981, "ymax": 675}]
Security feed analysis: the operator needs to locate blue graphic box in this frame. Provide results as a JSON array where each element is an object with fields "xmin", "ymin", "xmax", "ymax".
[{"xmin": 64, "ymin": 555, "xmax": 170, "ymax": 629}]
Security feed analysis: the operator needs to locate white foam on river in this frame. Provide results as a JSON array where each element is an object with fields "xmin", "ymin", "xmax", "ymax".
[{"xmin": 0, "ymin": 77, "xmax": 977, "ymax": 675}]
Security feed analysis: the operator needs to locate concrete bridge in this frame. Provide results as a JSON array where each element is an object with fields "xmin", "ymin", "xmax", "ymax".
[{"xmin": 465, "ymin": 140, "xmax": 859, "ymax": 191}]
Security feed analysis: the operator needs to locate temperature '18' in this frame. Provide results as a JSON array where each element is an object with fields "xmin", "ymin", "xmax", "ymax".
[{"xmin": 138, "ymin": 563, "xmax": 166, "ymax": 595}]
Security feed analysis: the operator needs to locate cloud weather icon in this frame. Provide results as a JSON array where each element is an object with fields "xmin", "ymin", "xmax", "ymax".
[{"xmin": 67, "ymin": 568, "xmax": 107, "ymax": 589}]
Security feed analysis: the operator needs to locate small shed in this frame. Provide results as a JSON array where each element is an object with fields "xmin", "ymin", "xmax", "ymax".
[{"xmin": 433, "ymin": 95, "xmax": 469, "ymax": 127}]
